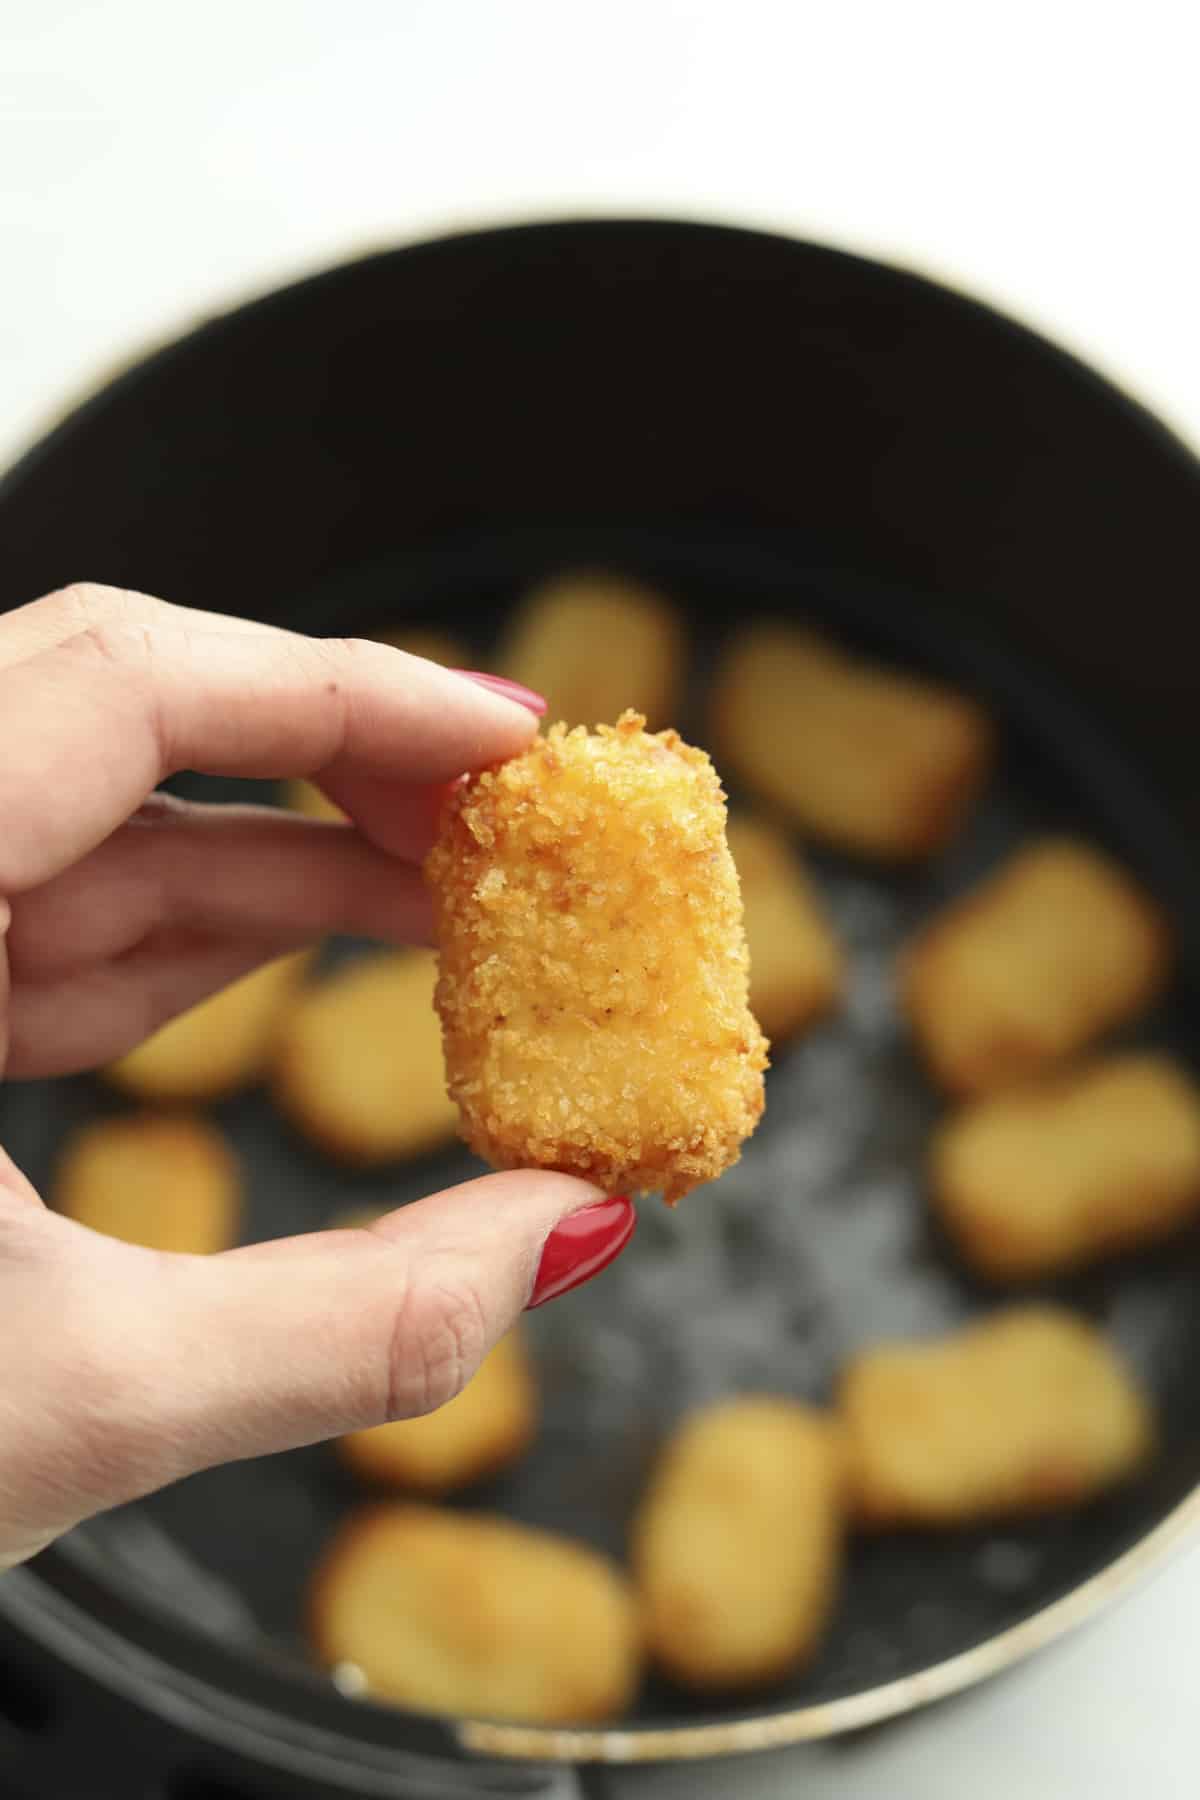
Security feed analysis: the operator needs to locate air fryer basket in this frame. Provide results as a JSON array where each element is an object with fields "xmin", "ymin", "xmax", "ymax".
[{"xmin": 1, "ymin": 223, "xmax": 1199, "ymax": 1794}]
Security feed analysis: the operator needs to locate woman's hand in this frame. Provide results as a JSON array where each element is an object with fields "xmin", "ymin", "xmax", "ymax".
[{"xmin": 0, "ymin": 584, "xmax": 632, "ymax": 1569}]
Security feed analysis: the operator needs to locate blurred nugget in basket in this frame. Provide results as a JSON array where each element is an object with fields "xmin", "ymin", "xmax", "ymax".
[
  {"xmin": 284, "ymin": 626, "xmax": 467, "ymax": 820},
  {"xmin": 632, "ymin": 1398, "xmax": 845, "ymax": 1693},
  {"xmin": 310, "ymin": 1505, "xmax": 641, "ymax": 1723},
  {"xmin": 426, "ymin": 712, "xmax": 768, "ymax": 1203},
  {"xmin": 711, "ymin": 622, "xmax": 992, "ymax": 860},
  {"xmin": 931, "ymin": 1052, "xmax": 1200, "ymax": 1281},
  {"xmin": 901, "ymin": 838, "xmax": 1172, "ymax": 1096},
  {"xmin": 106, "ymin": 952, "xmax": 311, "ymax": 1103},
  {"xmin": 339, "ymin": 1328, "xmax": 537, "ymax": 1494},
  {"xmin": 54, "ymin": 1113, "xmax": 241, "ymax": 1255},
  {"xmin": 274, "ymin": 949, "xmax": 458, "ymax": 1163},
  {"xmin": 840, "ymin": 1306, "xmax": 1154, "ymax": 1529},
  {"xmin": 727, "ymin": 814, "xmax": 844, "ymax": 1043},
  {"xmin": 498, "ymin": 569, "xmax": 683, "ymax": 729}
]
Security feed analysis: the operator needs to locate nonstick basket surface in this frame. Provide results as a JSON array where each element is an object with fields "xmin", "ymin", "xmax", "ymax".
[{"xmin": 3, "ymin": 520, "xmax": 1198, "ymax": 1733}]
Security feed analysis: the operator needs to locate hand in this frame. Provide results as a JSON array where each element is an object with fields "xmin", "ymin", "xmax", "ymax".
[{"xmin": 0, "ymin": 585, "xmax": 633, "ymax": 1569}]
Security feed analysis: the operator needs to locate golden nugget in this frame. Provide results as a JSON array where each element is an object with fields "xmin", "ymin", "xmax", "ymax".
[
  {"xmin": 54, "ymin": 1112, "xmax": 241, "ymax": 1255},
  {"xmin": 632, "ymin": 1398, "xmax": 845, "ymax": 1692},
  {"xmin": 310, "ymin": 1506, "xmax": 641, "ymax": 1723},
  {"xmin": 426, "ymin": 712, "xmax": 768, "ymax": 1202},
  {"xmin": 339, "ymin": 1328, "xmax": 537, "ymax": 1494},
  {"xmin": 841, "ymin": 1306, "xmax": 1154, "ymax": 1527},
  {"xmin": 727, "ymin": 814, "xmax": 844, "ymax": 1043},
  {"xmin": 712, "ymin": 623, "xmax": 992, "ymax": 860},
  {"xmin": 902, "ymin": 839, "xmax": 1171, "ymax": 1095},
  {"xmin": 274, "ymin": 950, "xmax": 458, "ymax": 1163},
  {"xmin": 499, "ymin": 570, "xmax": 683, "ymax": 729},
  {"xmin": 931, "ymin": 1052, "xmax": 1200, "ymax": 1280}
]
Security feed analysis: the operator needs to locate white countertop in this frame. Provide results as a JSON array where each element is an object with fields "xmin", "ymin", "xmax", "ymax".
[{"xmin": 4, "ymin": 3, "xmax": 1200, "ymax": 1793}]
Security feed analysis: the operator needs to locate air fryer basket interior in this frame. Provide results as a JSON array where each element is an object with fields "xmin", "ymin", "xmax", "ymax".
[{"xmin": 1, "ymin": 222, "xmax": 1199, "ymax": 1770}]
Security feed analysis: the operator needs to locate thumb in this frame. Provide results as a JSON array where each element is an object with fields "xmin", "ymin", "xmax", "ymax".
[{"xmin": 9, "ymin": 1172, "xmax": 635, "ymax": 1545}]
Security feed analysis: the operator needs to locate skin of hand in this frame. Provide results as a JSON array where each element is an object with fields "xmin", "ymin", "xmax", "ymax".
[{"xmin": 0, "ymin": 584, "xmax": 632, "ymax": 1570}]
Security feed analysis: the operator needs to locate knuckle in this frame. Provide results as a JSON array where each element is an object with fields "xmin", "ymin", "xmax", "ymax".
[
  {"xmin": 50, "ymin": 617, "xmax": 160, "ymax": 681},
  {"xmin": 384, "ymin": 1261, "xmax": 490, "ymax": 1421},
  {"xmin": 316, "ymin": 635, "xmax": 369, "ymax": 665},
  {"xmin": 44, "ymin": 582, "xmax": 157, "ymax": 635}
]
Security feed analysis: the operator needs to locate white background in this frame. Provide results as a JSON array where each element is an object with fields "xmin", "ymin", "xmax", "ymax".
[{"xmin": 3, "ymin": 3, "xmax": 1200, "ymax": 1794}]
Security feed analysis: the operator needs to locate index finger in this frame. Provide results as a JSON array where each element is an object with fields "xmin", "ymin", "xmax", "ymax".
[{"xmin": 0, "ymin": 621, "xmax": 537, "ymax": 894}]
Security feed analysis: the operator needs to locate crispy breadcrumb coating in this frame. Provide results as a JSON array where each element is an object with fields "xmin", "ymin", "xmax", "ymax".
[{"xmin": 425, "ymin": 712, "xmax": 768, "ymax": 1203}]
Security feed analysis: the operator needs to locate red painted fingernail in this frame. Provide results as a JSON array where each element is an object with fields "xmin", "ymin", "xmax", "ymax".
[
  {"xmin": 453, "ymin": 670, "xmax": 548, "ymax": 716},
  {"xmin": 526, "ymin": 1196, "xmax": 636, "ymax": 1309}
]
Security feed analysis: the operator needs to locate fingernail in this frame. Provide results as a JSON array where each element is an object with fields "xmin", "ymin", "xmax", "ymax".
[
  {"xmin": 526, "ymin": 1196, "xmax": 636, "ymax": 1309},
  {"xmin": 453, "ymin": 670, "xmax": 548, "ymax": 716}
]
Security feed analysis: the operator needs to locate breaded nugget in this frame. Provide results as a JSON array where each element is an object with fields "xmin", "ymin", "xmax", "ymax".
[
  {"xmin": 54, "ymin": 1113, "xmax": 240, "ymax": 1255},
  {"xmin": 499, "ymin": 570, "xmax": 683, "ymax": 729},
  {"xmin": 632, "ymin": 1398, "xmax": 845, "ymax": 1693},
  {"xmin": 840, "ymin": 1306, "xmax": 1154, "ymax": 1528},
  {"xmin": 727, "ymin": 815, "xmax": 844, "ymax": 1043},
  {"xmin": 274, "ymin": 950, "xmax": 459, "ymax": 1164},
  {"xmin": 931, "ymin": 1052, "xmax": 1200, "ymax": 1281},
  {"xmin": 901, "ymin": 839, "xmax": 1172, "ymax": 1096},
  {"xmin": 310, "ymin": 1505, "xmax": 641, "ymax": 1723},
  {"xmin": 339, "ymin": 1329, "xmax": 537, "ymax": 1494},
  {"xmin": 426, "ymin": 712, "xmax": 768, "ymax": 1203},
  {"xmin": 105, "ymin": 952, "xmax": 311, "ymax": 1103},
  {"xmin": 284, "ymin": 627, "xmax": 467, "ymax": 819},
  {"xmin": 712, "ymin": 623, "xmax": 992, "ymax": 860}
]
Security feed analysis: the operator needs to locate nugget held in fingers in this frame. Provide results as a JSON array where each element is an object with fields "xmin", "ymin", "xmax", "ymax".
[
  {"xmin": 105, "ymin": 952, "xmax": 311, "ymax": 1103},
  {"xmin": 339, "ymin": 1328, "xmax": 538, "ymax": 1494},
  {"xmin": 901, "ymin": 839, "xmax": 1172, "ymax": 1095},
  {"xmin": 712, "ymin": 623, "xmax": 992, "ymax": 860},
  {"xmin": 310, "ymin": 1505, "xmax": 641, "ymax": 1723},
  {"xmin": 632, "ymin": 1398, "xmax": 845, "ymax": 1693},
  {"xmin": 727, "ymin": 815, "xmax": 844, "ymax": 1043},
  {"xmin": 840, "ymin": 1307, "xmax": 1154, "ymax": 1528},
  {"xmin": 54, "ymin": 1113, "xmax": 241, "ymax": 1255},
  {"xmin": 931, "ymin": 1053, "xmax": 1200, "ymax": 1281},
  {"xmin": 499, "ymin": 570, "xmax": 683, "ymax": 729},
  {"xmin": 274, "ymin": 950, "xmax": 458, "ymax": 1164},
  {"xmin": 426, "ymin": 712, "xmax": 768, "ymax": 1203}
]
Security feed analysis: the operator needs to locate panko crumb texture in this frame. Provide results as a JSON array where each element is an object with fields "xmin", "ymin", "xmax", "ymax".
[{"xmin": 425, "ymin": 712, "xmax": 768, "ymax": 1203}]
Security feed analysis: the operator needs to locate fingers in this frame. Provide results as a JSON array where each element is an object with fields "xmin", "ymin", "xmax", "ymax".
[
  {"xmin": 0, "ymin": 614, "xmax": 537, "ymax": 894},
  {"xmin": 8, "ymin": 795, "xmax": 434, "ymax": 982},
  {"xmin": 0, "ymin": 916, "xmax": 9, "ymax": 1077},
  {"xmin": 4, "ymin": 936, "xmax": 288, "ymax": 1077},
  {"xmin": 0, "ymin": 581, "xmax": 289, "ymax": 671},
  {"xmin": 10, "ymin": 1174, "xmax": 622, "ymax": 1532}
]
